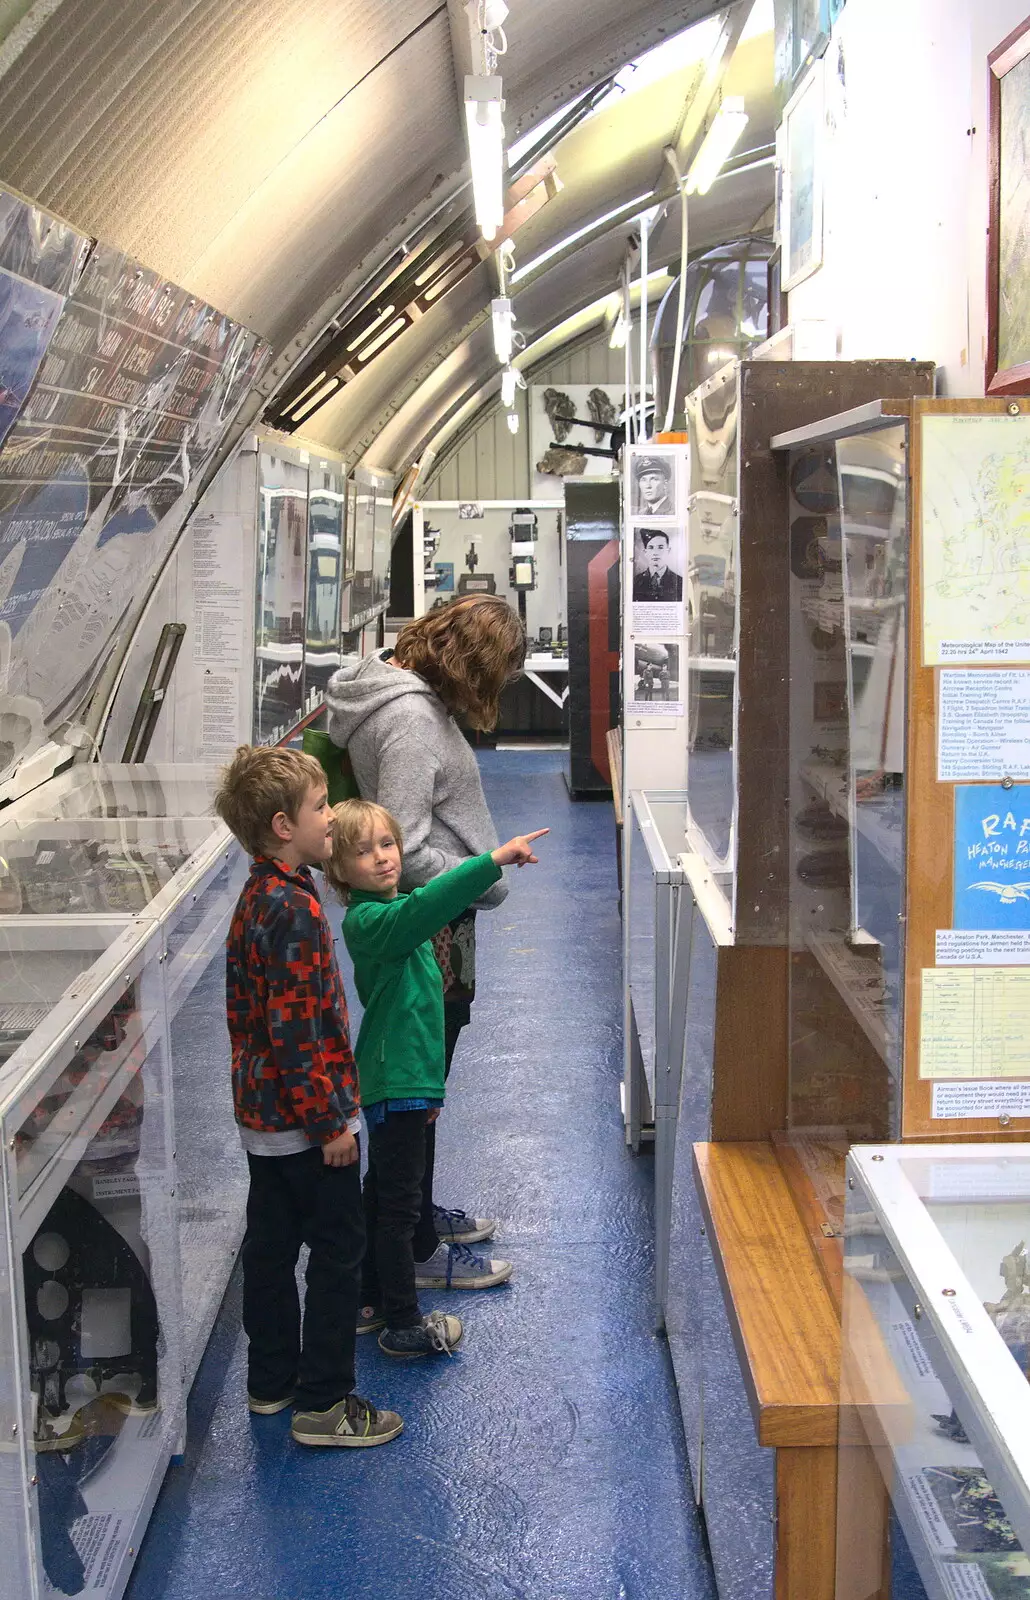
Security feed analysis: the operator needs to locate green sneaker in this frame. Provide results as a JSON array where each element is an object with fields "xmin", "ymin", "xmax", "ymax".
[{"xmin": 291, "ymin": 1393, "xmax": 403, "ymax": 1448}]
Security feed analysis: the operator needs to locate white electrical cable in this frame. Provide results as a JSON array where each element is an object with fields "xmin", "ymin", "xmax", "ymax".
[
  {"xmin": 639, "ymin": 214, "xmax": 648, "ymax": 442},
  {"xmin": 662, "ymin": 146, "xmax": 689, "ymax": 435},
  {"xmin": 622, "ymin": 263, "xmax": 634, "ymax": 445}
]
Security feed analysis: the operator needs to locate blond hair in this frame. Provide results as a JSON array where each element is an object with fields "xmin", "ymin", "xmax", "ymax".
[
  {"xmin": 214, "ymin": 744, "xmax": 326, "ymax": 858},
  {"xmin": 393, "ymin": 594, "xmax": 526, "ymax": 731},
  {"xmin": 324, "ymin": 799, "xmax": 404, "ymax": 901}
]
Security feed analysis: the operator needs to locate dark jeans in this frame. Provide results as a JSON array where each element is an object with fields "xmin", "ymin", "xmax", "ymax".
[
  {"xmin": 412, "ymin": 1004, "xmax": 467, "ymax": 1261},
  {"xmin": 361, "ymin": 1110, "xmax": 429, "ymax": 1329},
  {"xmin": 241, "ymin": 1147, "xmax": 363, "ymax": 1412}
]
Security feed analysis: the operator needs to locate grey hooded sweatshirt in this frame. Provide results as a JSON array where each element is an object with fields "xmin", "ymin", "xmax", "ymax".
[{"xmin": 325, "ymin": 652, "xmax": 508, "ymax": 909}]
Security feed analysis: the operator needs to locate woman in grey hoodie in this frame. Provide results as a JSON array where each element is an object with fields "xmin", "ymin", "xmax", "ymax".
[{"xmin": 326, "ymin": 596, "xmax": 526, "ymax": 1301}]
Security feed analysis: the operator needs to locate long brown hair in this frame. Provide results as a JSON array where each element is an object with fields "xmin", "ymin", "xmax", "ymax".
[{"xmin": 393, "ymin": 595, "xmax": 526, "ymax": 731}]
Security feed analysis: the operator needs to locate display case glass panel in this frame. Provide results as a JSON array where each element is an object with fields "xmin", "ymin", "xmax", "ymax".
[
  {"xmin": 304, "ymin": 466, "xmax": 345, "ymax": 710},
  {"xmin": 161, "ymin": 838, "xmax": 247, "ymax": 1381},
  {"xmin": 0, "ymin": 817, "xmax": 219, "ymax": 919},
  {"xmin": 2, "ymin": 764, "xmax": 221, "ymax": 824},
  {"xmin": 786, "ymin": 422, "xmax": 906, "ymax": 1153},
  {"xmin": 0, "ymin": 917, "xmax": 182, "ymax": 1599},
  {"xmin": 839, "ymin": 1145, "xmax": 1030, "ymax": 1600},
  {"xmin": 254, "ymin": 452, "xmax": 308, "ymax": 745},
  {"xmin": 348, "ymin": 473, "xmax": 377, "ymax": 629},
  {"xmin": 685, "ymin": 364, "xmax": 740, "ymax": 902}
]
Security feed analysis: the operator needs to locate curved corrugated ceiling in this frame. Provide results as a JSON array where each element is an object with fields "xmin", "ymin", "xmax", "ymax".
[{"xmin": 0, "ymin": 0, "xmax": 772, "ymax": 475}]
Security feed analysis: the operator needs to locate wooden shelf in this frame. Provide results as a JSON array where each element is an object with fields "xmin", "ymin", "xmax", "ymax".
[{"xmin": 694, "ymin": 1140, "xmax": 841, "ymax": 1449}]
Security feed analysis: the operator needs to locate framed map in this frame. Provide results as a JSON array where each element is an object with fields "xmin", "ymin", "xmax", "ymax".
[
  {"xmin": 988, "ymin": 17, "xmax": 1030, "ymax": 394},
  {"xmin": 920, "ymin": 413, "xmax": 1030, "ymax": 664}
]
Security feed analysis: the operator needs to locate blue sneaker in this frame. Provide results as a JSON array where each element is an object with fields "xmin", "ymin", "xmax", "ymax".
[
  {"xmin": 432, "ymin": 1205, "xmax": 497, "ymax": 1246},
  {"xmin": 378, "ymin": 1311, "xmax": 463, "ymax": 1360},
  {"xmin": 414, "ymin": 1242, "xmax": 513, "ymax": 1290}
]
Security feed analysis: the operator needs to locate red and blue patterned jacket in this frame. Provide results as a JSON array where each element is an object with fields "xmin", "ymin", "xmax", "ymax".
[{"xmin": 225, "ymin": 857, "xmax": 359, "ymax": 1142}]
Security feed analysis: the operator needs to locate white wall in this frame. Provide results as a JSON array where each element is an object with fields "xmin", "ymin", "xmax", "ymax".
[{"xmin": 788, "ymin": 0, "xmax": 1029, "ymax": 395}]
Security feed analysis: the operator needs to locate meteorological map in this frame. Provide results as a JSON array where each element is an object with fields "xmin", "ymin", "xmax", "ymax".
[{"xmin": 921, "ymin": 414, "xmax": 1030, "ymax": 665}]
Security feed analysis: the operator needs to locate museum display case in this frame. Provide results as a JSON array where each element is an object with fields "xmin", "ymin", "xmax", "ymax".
[
  {"xmin": 764, "ymin": 396, "xmax": 1030, "ymax": 1295},
  {"xmin": 838, "ymin": 1143, "xmax": 1030, "ymax": 1600},
  {"xmin": 627, "ymin": 363, "xmax": 936, "ymax": 1600},
  {"xmin": 0, "ymin": 762, "xmax": 246, "ymax": 1598}
]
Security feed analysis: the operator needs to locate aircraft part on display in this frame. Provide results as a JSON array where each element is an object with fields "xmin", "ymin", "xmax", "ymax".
[
  {"xmin": 530, "ymin": 383, "xmax": 623, "ymax": 498},
  {"xmin": 0, "ymin": 184, "xmax": 268, "ymax": 789}
]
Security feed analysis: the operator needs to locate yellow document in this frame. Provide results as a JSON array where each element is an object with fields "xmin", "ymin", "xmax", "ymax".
[{"xmin": 920, "ymin": 967, "xmax": 1030, "ymax": 1079}]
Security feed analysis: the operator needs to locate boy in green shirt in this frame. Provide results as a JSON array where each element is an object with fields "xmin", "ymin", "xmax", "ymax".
[{"xmin": 325, "ymin": 799, "xmax": 546, "ymax": 1359}]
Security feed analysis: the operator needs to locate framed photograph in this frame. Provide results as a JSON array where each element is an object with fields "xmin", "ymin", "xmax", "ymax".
[
  {"xmin": 782, "ymin": 60, "xmax": 824, "ymax": 292},
  {"xmin": 987, "ymin": 15, "xmax": 1030, "ymax": 394}
]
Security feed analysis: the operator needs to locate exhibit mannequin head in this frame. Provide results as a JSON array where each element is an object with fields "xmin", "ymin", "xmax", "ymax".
[{"xmin": 392, "ymin": 593, "xmax": 526, "ymax": 730}]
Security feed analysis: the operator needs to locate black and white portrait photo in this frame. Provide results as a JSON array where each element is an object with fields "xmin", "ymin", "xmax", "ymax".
[
  {"xmin": 631, "ymin": 453, "xmax": 678, "ymax": 517},
  {"xmin": 632, "ymin": 525, "xmax": 684, "ymax": 603},
  {"xmin": 629, "ymin": 642, "xmax": 682, "ymax": 716}
]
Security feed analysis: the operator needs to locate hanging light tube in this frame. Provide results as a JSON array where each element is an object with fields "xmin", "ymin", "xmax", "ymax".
[
  {"xmin": 491, "ymin": 297, "xmax": 515, "ymax": 364},
  {"xmin": 500, "ymin": 364, "xmax": 525, "ymax": 407},
  {"xmin": 685, "ymin": 97, "xmax": 749, "ymax": 196},
  {"xmin": 506, "ymin": 411, "xmax": 520, "ymax": 435},
  {"xmin": 464, "ymin": 75, "xmax": 506, "ymax": 241}
]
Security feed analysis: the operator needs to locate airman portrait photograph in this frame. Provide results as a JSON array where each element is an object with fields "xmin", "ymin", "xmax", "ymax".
[{"xmin": 630, "ymin": 453, "xmax": 677, "ymax": 517}]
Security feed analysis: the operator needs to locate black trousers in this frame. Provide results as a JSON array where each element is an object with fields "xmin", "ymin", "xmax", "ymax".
[
  {"xmin": 361, "ymin": 1110, "xmax": 429, "ymax": 1329},
  {"xmin": 412, "ymin": 1004, "xmax": 467, "ymax": 1261},
  {"xmin": 241, "ymin": 1147, "xmax": 363, "ymax": 1412}
]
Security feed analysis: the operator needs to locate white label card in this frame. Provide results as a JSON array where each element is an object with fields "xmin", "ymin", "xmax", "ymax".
[{"xmin": 932, "ymin": 1081, "xmax": 1030, "ymax": 1119}]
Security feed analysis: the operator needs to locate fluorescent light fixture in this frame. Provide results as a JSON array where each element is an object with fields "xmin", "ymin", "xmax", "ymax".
[
  {"xmin": 686, "ymin": 98, "xmax": 749, "ymax": 196},
  {"xmin": 491, "ymin": 296, "xmax": 515, "ymax": 363},
  {"xmin": 501, "ymin": 365, "xmax": 525, "ymax": 407},
  {"xmin": 506, "ymin": 411, "xmax": 520, "ymax": 435},
  {"xmin": 511, "ymin": 191, "xmax": 652, "ymax": 283},
  {"xmin": 609, "ymin": 308, "xmax": 629, "ymax": 349},
  {"xmin": 464, "ymin": 75, "xmax": 506, "ymax": 241}
]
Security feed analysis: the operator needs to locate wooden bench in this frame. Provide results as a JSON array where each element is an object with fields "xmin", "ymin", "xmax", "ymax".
[
  {"xmin": 694, "ymin": 1141, "xmax": 841, "ymax": 1600},
  {"xmin": 606, "ymin": 727, "xmax": 623, "ymax": 896}
]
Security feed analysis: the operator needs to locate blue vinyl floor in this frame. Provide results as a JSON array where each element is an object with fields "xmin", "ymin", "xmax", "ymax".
[{"xmin": 125, "ymin": 748, "xmax": 715, "ymax": 1600}]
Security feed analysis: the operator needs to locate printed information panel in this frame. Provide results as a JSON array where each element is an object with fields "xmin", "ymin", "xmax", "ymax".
[{"xmin": 938, "ymin": 672, "xmax": 1030, "ymax": 782}]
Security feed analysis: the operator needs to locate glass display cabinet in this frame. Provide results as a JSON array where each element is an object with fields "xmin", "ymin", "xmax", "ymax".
[
  {"xmin": 0, "ymin": 761, "xmax": 246, "ymax": 1599},
  {"xmin": 839, "ymin": 1143, "xmax": 1030, "ymax": 1600},
  {"xmin": 767, "ymin": 394, "xmax": 1030, "ymax": 1278}
]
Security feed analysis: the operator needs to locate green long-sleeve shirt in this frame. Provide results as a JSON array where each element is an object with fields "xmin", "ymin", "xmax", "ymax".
[{"xmin": 342, "ymin": 852, "xmax": 502, "ymax": 1105}]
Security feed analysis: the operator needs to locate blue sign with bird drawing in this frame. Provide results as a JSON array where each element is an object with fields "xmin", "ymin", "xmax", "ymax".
[{"xmin": 954, "ymin": 785, "xmax": 1030, "ymax": 929}]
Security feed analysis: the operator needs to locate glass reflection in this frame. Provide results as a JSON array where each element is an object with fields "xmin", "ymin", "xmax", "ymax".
[
  {"xmin": 838, "ymin": 425, "xmax": 908, "ymax": 1095},
  {"xmin": 787, "ymin": 436, "xmax": 895, "ymax": 1146},
  {"xmin": 254, "ymin": 453, "xmax": 308, "ymax": 744},
  {"xmin": 304, "ymin": 469, "xmax": 344, "ymax": 710}
]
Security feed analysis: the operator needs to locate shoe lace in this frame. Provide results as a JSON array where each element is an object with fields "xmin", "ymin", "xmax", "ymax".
[
  {"xmin": 434, "ymin": 1206, "xmax": 473, "ymax": 1225},
  {"xmin": 344, "ymin": 1394, "xmax": 378, "ymax": 1433},
  {"xmin": 448, "ymin": 1242, "xmax": 483, "ymax": 1268},
  {"xmin": 424, "ymin": 1311, "xmax": 455, "ymax": 1356}
]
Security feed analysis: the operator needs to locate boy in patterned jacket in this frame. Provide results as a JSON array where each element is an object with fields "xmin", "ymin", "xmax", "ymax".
[{"xmin": 215, "ymin": 745, "xmax": 402, "ymax": 1449}]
